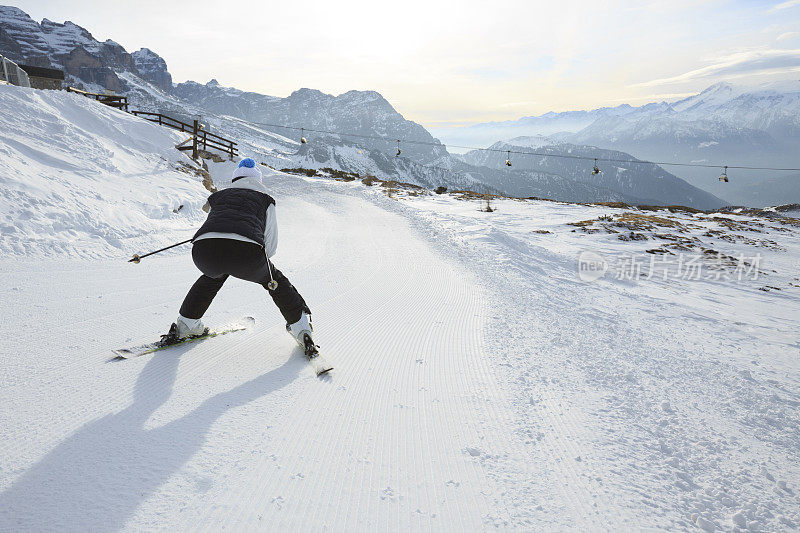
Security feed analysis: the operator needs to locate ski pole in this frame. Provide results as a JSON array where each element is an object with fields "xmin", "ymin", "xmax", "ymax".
[{"xmin": 129, "ymin": 239, "xmax": 193, "ymax": 263}]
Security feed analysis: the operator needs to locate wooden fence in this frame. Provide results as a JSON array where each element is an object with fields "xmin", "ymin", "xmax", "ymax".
[
  {"xmin": 65, "ymin": 87, "xmax": 238, "ymax": 160},
  {"xmin": 130, "ymin": 111, "xmax": 238, "ymax": 160},
  {"xmin": 66, "ymin": 86, "xmax": 128, "ymax": 112}
]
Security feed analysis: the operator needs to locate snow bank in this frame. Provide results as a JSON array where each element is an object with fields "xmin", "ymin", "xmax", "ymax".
[
  {"xmin": 0, "ymin": 84, "xmax": 208, "ymax": 258},
  {"xmin": 378, "ymin": 188, "xmax": 800, "ymax": 531}
]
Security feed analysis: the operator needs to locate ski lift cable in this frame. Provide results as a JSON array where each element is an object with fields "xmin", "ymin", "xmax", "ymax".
[{"xmin": 245, "ymin": 120, "xmax": 800, "ymax": 173}]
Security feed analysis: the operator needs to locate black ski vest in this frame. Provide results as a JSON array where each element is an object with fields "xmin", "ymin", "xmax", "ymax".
[{"xmin": 193, "ymin": 187, "xmax": 275, "ymax": 247}]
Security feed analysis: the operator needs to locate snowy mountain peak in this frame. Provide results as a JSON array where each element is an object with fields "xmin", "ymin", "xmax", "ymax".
[
  {"xmin": 131, "ymin": 47, "xmax": 172, "ymax": 92},
  {"xmin": 38, "ymin": 17, "xmax": 100, "ymax": 55},
  {"xmin": 207, "ymin": 78, "xmax": 220, "ymax": 86},
  {"xmin": 45, "ymin": 19, "xmax": 89, "ymax": 34},
  {"xmin": 0, "ymin": 5, "xmax": 52, "ymax": 65},
  {"xmin": 287, "ymin": 87, "xmax": 327, "ymax": 100},
  {"xmin": 671, "ymin": 81, "xmax": 737, "ymax": 112},
  {"xmin": 340, "ymin": 89, "xmax": 384, "ymax": 101},
  {"xmin": 701, "ymin": 80, "xmax": 733, "ymax": 93},
  {"xmin": 0, "ymin": 4, "xmax": 28, "ymax": 21},
  {"xmin": 338, "ymin": 89, "xmax": 396, "ymax": 112},
  {"xmin": 132, "ymin": 46, "xmax": 156, "ymax": 58}
]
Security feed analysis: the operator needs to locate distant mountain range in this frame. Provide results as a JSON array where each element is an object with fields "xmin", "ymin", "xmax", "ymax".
[
  {"xmin": 432, "ymin": 81, "xmax": 800, "ymax": 205},
  {"xmin": 1, "ymin": 4, "xmax": 734, "ymax": 209},
  {"xmin": 173, "ymin": 81, "xmax": 449, "ymax": 165},
  {"xmin": 461, "ymin": 137, "xmax": 724, "ymax": 208}
]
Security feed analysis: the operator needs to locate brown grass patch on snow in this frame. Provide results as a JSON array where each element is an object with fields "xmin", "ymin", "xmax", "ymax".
[{"xmin": 615, "ymin": 213, "xmax": 686, "ymax": 229}]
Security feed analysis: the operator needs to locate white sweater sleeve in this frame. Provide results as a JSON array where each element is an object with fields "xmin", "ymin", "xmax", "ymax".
[{"xmin": 264, "ymin": 203, "xmax": 278, "ymax": 257}]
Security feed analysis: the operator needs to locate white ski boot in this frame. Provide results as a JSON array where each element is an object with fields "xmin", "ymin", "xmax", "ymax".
[
  {"xmin": 176, "ymin": 315, "xmax": 207, "ymax": 338},
  {"xmin": 287, "ymin": 310, "xmax": 314, "ymax": 347},
  {"xmin": 161, "ymin": 315, "xmax": 208, "ymax": 346}
]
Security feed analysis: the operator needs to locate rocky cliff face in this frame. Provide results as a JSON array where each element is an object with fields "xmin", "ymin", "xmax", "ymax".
[
  {"xmin": 0, "ymin": 6, "xmax": 52, "ymax": 66},
  {"xmin": 172, "ymin": 79, "xmax": 281, "ymax": 120},
  {"xmin": 0, "ymin": 23, "xmax": 25, "ymax": 61},
  {"xmin": 174, "ymin": 82, "xmax": 448, "ymax": 165},
  {"xmin": 131, "ymin": 48, "xmax": 172, "ymax": 92},
  {"xmin": 0, "ymin": 5, "xmax": 167, "ymax": 93}
]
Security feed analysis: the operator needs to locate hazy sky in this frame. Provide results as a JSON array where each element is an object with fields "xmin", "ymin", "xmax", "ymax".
[{"xmin": 8, "ymin": 0, "xmax": 800, "ymax": 127}]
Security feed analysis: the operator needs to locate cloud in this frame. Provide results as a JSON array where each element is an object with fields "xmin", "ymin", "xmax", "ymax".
[
  {"xmin": 607, "ymin": 92, "xmax": 697, "ymax": 102},
  {"xmin": 767, "ymin": 0, "xmax": 800, "ymax": 13},
  {"xmin": 630, "ymin": 49, "xmax": 800, "ymax": 87},
  {"xmin": 777, "ymin": 31, "xmax": 799, "ymax": 41}
]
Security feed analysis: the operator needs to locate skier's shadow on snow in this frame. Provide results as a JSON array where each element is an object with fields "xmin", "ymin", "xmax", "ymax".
[{"xmin": 0, "ymin": 345, "xmax": 306, "ymax": 531}]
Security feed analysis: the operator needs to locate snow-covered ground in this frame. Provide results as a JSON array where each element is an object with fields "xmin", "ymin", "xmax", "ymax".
[
  {"xmin": 1, "ymin": 85, "xmax": 799, "ymax": 531},
  {"xmin": 0, "ymin": 84, "xmax": 208, "ymax": 258}
]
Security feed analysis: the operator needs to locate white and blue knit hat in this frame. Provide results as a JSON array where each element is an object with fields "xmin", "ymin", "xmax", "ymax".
[{"xmin": 231, "ymin": 157, "xmax": 262, "ymax": 181}]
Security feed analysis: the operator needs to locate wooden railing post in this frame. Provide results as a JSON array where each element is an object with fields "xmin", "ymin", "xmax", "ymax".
[{"xmin": 192, "ymin": 120, "xmax": 198, "ymax": 160}]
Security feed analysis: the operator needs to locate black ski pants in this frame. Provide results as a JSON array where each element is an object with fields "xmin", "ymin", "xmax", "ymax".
[{"xmin": 179, "ymin": 238, "xmax": 309, "ymax": 324}]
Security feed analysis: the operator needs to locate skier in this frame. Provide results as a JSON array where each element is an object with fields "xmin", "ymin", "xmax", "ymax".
[{"xmin": 163, "ymin": 158, "xmax": 316, "ymax": 354}]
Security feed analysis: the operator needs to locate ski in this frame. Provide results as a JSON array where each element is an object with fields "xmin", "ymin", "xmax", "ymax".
[
  {"xmin": 301, "ymin": 332, "xmax": 333, "ymax": 376},
  {"xmin": 112, "ymin": 316, "xmax": 255, "ymax": 359},
  {"xmin": 308, "ymin": 352, "xmax": 334, "ymax": 376}
]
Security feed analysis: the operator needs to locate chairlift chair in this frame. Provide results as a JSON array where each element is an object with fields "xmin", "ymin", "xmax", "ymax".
[
  {"xmin": 591, "ymin": 158, "xmax": 602, "ymax": 175},
  {"xmin": 505, "ymin": 150, "xmax": 512, "ymax": 167},
  {"xmin": 718, "ymin": 166, "xmax": 729, "ymax": 183},
  {"xmin": 300, "ymin": 128, "xmax": 307, "ymax": 144},
  {"xmin": 396, "ymin": 140, "xmax": 402, "ymax": 157}
]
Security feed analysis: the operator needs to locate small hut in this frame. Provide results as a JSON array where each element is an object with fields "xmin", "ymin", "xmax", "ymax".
[{"xmin": 19, "ymin": 65, "xmax": 65, "ymax": 90}]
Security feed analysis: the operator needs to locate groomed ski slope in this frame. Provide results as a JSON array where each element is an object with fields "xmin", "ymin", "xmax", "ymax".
[
  {"xmin": 0, "ymin": 179, "xmax": 530, "ymax": 530},
  {"xmin": 1, "ymin": 85, "xmax": 799, "ymax": 531}
]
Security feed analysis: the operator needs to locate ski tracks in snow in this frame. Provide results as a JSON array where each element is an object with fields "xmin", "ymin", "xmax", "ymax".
[
  {"xmin": 0, "ymin": 176, "xmax": 534, "ymax": 530},
  {"xmin": 5, "ymin": 172, "xmax": 793, "ymax": 531},
  {"xmin": 159, "ymin": 181, "xmax": 525, "ymax": 530}
]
